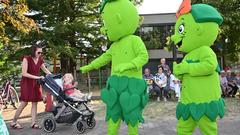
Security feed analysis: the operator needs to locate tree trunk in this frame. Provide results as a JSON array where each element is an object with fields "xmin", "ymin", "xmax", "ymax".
[{"xmin": 60, "ymin": 53, "xmax": 76, "ymax": 75}]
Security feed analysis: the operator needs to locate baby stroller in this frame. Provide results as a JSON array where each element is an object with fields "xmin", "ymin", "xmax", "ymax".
[{"xmin": 39, "ymin": 74, "xmax": 96, "ymax": 134}]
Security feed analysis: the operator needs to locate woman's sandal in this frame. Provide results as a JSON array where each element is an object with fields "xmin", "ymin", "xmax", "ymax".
[
  {"xmin": 31, "ymin": 123, "xmax": 41, "ymax": 129},
  {"xmin": 10, "ymin": 122, "xmax": 23, "ymax": 129}
]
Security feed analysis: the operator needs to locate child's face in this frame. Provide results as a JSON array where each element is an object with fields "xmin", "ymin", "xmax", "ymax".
[{"xmin": 63, "ymin": 75, "xmax": 73, "ymax": 84}]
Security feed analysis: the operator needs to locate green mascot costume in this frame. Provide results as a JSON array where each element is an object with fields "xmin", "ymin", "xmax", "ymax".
[
  {"xmin": 171, "ymin": 0, "xmax": 224, "ymax": 134},
  {"xmin": 80, "ymin": 0, "xmax": 149, "ymax": 134}
]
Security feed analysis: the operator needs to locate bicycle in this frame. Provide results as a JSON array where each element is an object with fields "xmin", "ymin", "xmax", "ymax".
[{"xmin": 0, "ymin": 80, "xmax": 20, "ymax": 113}]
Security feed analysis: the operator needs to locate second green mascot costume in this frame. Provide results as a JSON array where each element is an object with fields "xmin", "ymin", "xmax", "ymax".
[
  {"xmin": 171, "ymin": 0, "xmax": 225, "ymax": 135},
  {"xmin": 80, "ymin": 0, "xmax": 149, "ymax": 134}
]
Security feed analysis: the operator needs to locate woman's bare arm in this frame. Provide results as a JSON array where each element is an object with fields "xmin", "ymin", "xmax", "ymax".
[
  {"xmin": 41, "ymin": 63, "xmax": 51, "ymax": 75},
  {"xmin": 22, "ymin": 58, "xmax": 43, "ymax": 79}
]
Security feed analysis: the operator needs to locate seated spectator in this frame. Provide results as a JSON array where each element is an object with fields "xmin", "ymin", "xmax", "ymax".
[
  {"xmin": 236, "ymin": 72, "xmax": 240, "ymax": 89},
  {"xmin": 158, "ymin": 58, "xmax": 171, "ymax": 91},
  {"xmin": 220, "ymin": 71, "xmax": 228, "ymax": 97},
  {"xmin": 226, "ymin": 71, "xmax": 238, "ymax": 97},
  {"xmin": 143, "ymin": 68, "xmax": 154, "ymax": 93},
  {"xmin": 169, "ymin": 72, "xmax": 181, "ymax": 101},
  {"xmin": 236, "ymin": 72, "xmax": 240, "ymax": 98},
  {"xmin": 158, "ymin": 58, "xmax": 171, "ymax": 76},
  {"xmin": 153, "ymin": 66, "xmax": 167, "ymax": 102}
]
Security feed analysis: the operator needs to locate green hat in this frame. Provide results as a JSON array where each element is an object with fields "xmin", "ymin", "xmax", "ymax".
[{"xmin": 191, "ymin": 4, "xmax": 223, "ymax": 25}]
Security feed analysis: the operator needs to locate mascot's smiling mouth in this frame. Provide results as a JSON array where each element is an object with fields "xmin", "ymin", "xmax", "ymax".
[{"xmin": 176, "ymin": 39, "xmax": 183, "ymax": 48}]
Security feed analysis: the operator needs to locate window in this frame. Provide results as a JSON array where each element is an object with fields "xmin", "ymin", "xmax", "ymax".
[{"xmin": 136, "ymin": 25, "xmax": 174, "ymax": 49}]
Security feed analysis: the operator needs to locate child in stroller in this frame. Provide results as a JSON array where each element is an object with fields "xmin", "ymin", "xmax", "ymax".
[
  {"xmin": 40, "ymin": 74, "xmax": 96, "ymax": 134},
  {"xmin": 62, "ymin": 73, "xmax": 92, "ymax": 101}
]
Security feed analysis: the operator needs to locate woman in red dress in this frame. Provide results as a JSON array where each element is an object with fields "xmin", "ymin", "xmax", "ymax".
[{"xmin": 10, "ymin": 44, "xmax": 51, "ymax": 129}]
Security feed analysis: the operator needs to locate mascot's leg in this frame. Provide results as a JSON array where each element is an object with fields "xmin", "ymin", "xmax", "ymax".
[
  {"xmin": 198, "ymin": 116, "xmax": 217, "ymax": 135},
  {"xmin": 107, "ymin": 118, "xmax": 121, "ymax": 135},
  {"xmin": 177, "ymin": 117, "xmax": 196, "ymax": 135},
  {"xmin": 127, "ymin": 122, "xmax": 139, "ymax": 135},
  {"xmin": 104, "ymin": 76, "xmax": 148, "ymax": 135}
]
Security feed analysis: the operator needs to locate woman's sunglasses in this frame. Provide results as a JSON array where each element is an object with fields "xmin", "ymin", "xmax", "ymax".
[{"xmin": 37, "ymin": 52, "xmax": 43, "ymax": 54}]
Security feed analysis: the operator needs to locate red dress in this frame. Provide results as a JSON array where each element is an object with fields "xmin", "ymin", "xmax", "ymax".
[{"xmin": 19, "ymin": 56, "xmax": 44, "ymax": 102}]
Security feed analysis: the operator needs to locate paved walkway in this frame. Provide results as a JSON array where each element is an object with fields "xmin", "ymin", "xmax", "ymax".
[
  {"xmin": 3, "ymin": 98, "xmax": 240, "ymax": 135},
  {"xmin": 6, "ymin": 117, "xmax": 240, "ymax": 135}
]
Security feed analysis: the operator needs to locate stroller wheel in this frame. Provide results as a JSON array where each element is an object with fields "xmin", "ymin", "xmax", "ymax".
[
  {"xmin": 86, "ymin": 117, "xmax": 96, "ymax": 129},
  {"xmin": 42, "ymin": 116, "xmax": 56, "ymax": 133},
  {"xmin": 75, "ymin": 119, "xmax": 86, "ymax": 134}
]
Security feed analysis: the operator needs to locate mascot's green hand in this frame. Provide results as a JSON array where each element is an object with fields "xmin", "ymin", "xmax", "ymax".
[
  {"xmin": 173, "ymin": 61, "xmax": 189, "ymax": 75},
  {"xmin": 80, "ymin": 65, "xmax": 94, "ymax": 73}
]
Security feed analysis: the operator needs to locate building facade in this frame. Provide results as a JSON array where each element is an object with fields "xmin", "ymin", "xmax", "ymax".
[{"xmin": 139, "ymin": 13, "xmax": 183, "ymax": 73}]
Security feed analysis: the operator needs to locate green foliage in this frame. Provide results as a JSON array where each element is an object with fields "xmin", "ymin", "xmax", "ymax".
[
  {"xmin": 132, "ymin": 0, "xmax": 143, "ymax": 5},
  {"xmin": 18, "ymin": 0, "xmax": 108, "ymax": 73},
  {"xmin": 0, "ymin": 1, "xmax": 37, "ymax": 81},
  {"xmin": 0, "ymin": 0, "xmax": 144, "ymax": 78},
  {"xmin": 23, "ymin": 0, "xmax": 143, "ymax": 73},
  {"xmin": 0, "ymin": 0, "xmax": 37, "ymax": 43},
  {"xmin": 136, "ymin": 25, "xmax": 173, "ymax": 50},
  {"xmin": 0, "ymin": 42, "xmax": 21, "ymax": 83}
]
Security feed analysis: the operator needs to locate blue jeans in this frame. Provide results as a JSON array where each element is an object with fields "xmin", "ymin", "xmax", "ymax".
[{"xmin": 152, "ymin": 85, "xmax": 168, "ymax": 99}]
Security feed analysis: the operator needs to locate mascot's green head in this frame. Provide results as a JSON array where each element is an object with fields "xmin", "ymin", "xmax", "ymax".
[
  {"xmin": 100, "ymin": 0, "xmax": 139, "ymax": 41},
  {"xmin": 171, "ymin": 0, "xmax": 223, "ymax": 53}
]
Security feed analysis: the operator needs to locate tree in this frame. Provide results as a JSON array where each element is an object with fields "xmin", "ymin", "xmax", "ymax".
[
  {"xmin": 0, "ymin": 0, "xmax": 37, "ymax": 43},
  {"xmin": 24, "ymin": 0, "xmax": 143, "ymax": 74},
  {"xmin": 0, "ymin": 0, "xmax": 37, "ymax": 82},
  {"xmin": 0, "ymin": 0, "xmax": 143, "ymax": 81},
  {"xmin": 22, "ymin": 0, "xmax": 108, "ymax": 74}
]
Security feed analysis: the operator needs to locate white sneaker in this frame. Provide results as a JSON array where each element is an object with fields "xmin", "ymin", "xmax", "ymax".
[
  {"xmin": 157, "ymin": 97, "xmax": 160, "ymax": 102},
  {"xmin": 163, "ymin": 97, "xmax": 167, "ymax": 102}
]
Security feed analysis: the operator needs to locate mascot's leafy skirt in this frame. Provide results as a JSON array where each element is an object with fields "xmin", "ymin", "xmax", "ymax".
[
  {"xmin": 176, "ymin": 99, "xmax": 225, "ymax": 135},
  {"xmin": 101, "ymin": 75, "xmax": 148, "ymax": 134},
  {"xmin": 176, "ymin": 98, "xmax": 225, "ymax": 122}
]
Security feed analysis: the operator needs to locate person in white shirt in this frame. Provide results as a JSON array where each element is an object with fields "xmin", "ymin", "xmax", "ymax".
[
  {"xmin": 220, "ymin": 71, "xmax": 228, "ymax": 97},
  {"xmin": 169, "ymin": 73, "xmax": 181, "ymax": 101},
  {"xmin": 153, "ymin": 66, "xmax": 167, "ymax": 101},
  {"xmin": 235, "ymin": 72, "xmax": 240, "ymax": 89}
]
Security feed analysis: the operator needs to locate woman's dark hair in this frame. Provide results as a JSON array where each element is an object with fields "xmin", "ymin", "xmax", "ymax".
[
  {"xmin": 158, "ymin": 66, "xmax": 164, "ymax": 71},
  {"xmin": 30, "ymin": 44, "xmax": 42, "ymax": 57}
]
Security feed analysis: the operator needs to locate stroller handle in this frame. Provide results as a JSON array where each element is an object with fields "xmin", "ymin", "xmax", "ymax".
[
  {"xmin": 44, "ymin": 74, "xmax": 62, "ymax": 79},
  {"xmin": 37, "ymin": 74, "xmax": 62, "ymax": 85},
  {"xmin": 51, "ymin": 74, "xmax": 62, "ymax": 79}
]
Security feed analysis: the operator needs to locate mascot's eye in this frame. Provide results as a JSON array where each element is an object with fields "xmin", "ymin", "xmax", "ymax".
[{"xmin": 178, "ymin": 24, "xmax": 185, "ymax": 34}]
